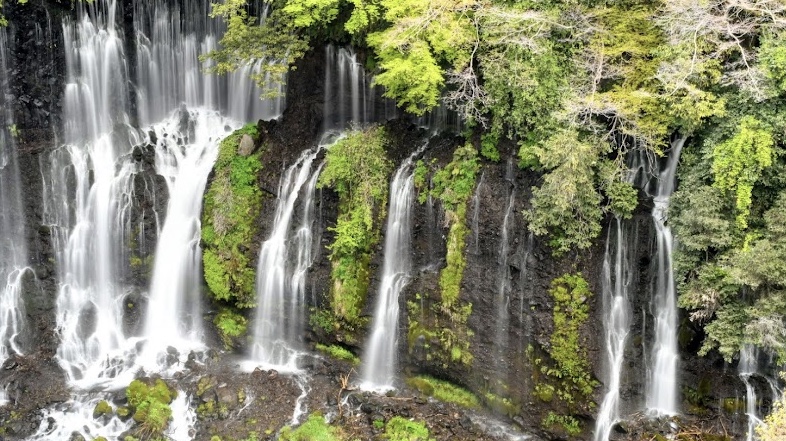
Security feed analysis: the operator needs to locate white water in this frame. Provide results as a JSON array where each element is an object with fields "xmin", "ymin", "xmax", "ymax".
[
  {"xmin": 740, "ymin": 345, "xmax": 763, "ymax": 441},
  {"xmin": 646, "ymin": 135, "xmax": 687, "ymax": 415},
  {"xmin": 0, "ymin": 29, "xmax": 30, "ymax": 397},
  {"xmin": 594, "ymin": 219, "xmax": 633, "ymax": 440},
  {"xmin": 139, "ymin": 109, "xmax": 235, "ymax": 369},
  {"xmin": 360, "ymin": 146, "xmax": 423, "ymax": 391},
  {"xmin": 248, "ymin": 134, "xmax": 334, "ymax": 370},
  {"xmin": 34, "ymin": 0, "xmax": 277, "ymax": 437},
  {"xmin": 134, "ymin": 0, "xmax": 284, "ymax": 125},
  {"xmin": 49, "ymin": 0, "xmax": 139, "ymax": 387}
]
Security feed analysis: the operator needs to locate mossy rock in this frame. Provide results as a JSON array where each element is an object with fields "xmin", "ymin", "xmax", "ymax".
[
  {"xmin": 92, "ymin": 400, "xmax": 113, "ymax": 419},
  {"xmin": 202, "ymin": 123, "xmax": 265, "ymax": 308}
]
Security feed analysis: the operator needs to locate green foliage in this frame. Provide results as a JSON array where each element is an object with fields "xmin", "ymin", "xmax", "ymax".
[
  {"xmin": 531, "ymin": 274, "xmax": 595, "ymax": 437},
  {"xmin": 405, "ymin": 376, "xmax": 479, "ymax": 408},
  {"xmin": 405, "ymin": 144, "xmax": 479, "ymax": 366},
  {"xmin": 480, "ymin": 132, "xmax": 500, "ymax": 162},
  {"xmin": 758, "ymin": 377, "xmax": 786, "ymax": 441},
  {"xmin": 315, "ymin": 343, "xmax": 359, "ymax": 364},
  {"xmin": 318, "ymin": 126, "xmax": 392, "ymax": 332},
  {"xmin": 368, "ymin": 40, "xmax": 445, "ymax": 115},
  {"xmin": 366, "ymin": 0, "xmax": 476, "ymax": 115},
  {"xmin": 203, "ymin": 0, "xmax": 309, "ymax": 97},
  {"xmin": 524, "ymin": 130, "xmax": 604, "ymax": 254},
  {"xmin": 542, "ymin": 412, "xmax": 581, "ymax": 437},
  {"xmin": 202, "ymin": 123, "xmax": 263, "ymax": 309},
  {"xmin": 544, "ymin": 274, "xmax": 597, "ymax": 402},
  {"xmin": 279, "ymin": 413, "xmax": 341, "ymax": 441},
  {"xmin": 711, "ymin": 116, "xmax": 774, "ymax": 230},
  {"xmin": 213, "ymin": 308, "xmax": 248, "ymax": 349},
  {"xmin": 383, "ymin": 417, "xmax": 433, "ymax": 441},
  {"xmin": 125, "ymin": 379, "xmax": 176, "ymax": 440},
  {"xmin": 759, "ymin": 32, "xmax": 786, "ymax": 94}
]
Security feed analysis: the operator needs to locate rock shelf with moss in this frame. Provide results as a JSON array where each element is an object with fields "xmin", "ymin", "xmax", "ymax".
[{"xmin": 202, "ymin": 123, "xmax": 264, "ymax": 309}]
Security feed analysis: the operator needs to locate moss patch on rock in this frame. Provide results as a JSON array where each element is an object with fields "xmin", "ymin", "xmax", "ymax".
[
  {"xmin": 407, "ymin": 144, "xmax": 479, "ymax": 366},
  {"xmin": 125, "ymin": 378, "xmax": 177, "ymax": 439},
  {"xmin": 214, "ymin": 308, "xmax": 248, "ymax": 349},
  {"xmin": 317, "ymin": 126, "xmax": 392, "ymax": 339},
  {"xmin": 202, "ymin": 123, "xmax": 264, "ymax": 309}
]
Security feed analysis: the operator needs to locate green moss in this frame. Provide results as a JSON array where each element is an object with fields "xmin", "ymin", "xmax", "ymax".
[
  {"xmin": 279, "ymin": 413, "xmax": 341, "ymax": 441},
  {"xmin": 542, "ymin": 412, "xmax": 581, "ymax": 437},
  {"xmin": 213, "ymin": 308, "xmax": 248, "ymax": 349},
  {"xmin": 532, "ymin": 273, "xmax": 597, "ymax": 438},
  {"xmin": 315, "ymin": 343, "xmax": 359, "ymax": 365},
  {"xmin": 125, "ymin": 379, "xmax": 176, "ymax": 439},
  {"xmin": 407, "ymin": 144, "xmax": 479, "ymax": 366},
  {"xmin": 202, "ymin": 123, "xmax": 264, "ymax": 309},
  {"xmin": 383, "ymin": 417, "xmax": 433, "ymax": 441},
  {"xmin": 482, "ymin": 392, "xmax": 521, "ymax": 417},
  {"xmin": 93, "ymin": 400, "xmax": 113, "ymax": 418},
  {"xmin": 317, "ymin": 126, "xmax": 392, "ymax": 334},
  {"xmin": 480, "ymin": 132, "xmax": 501, "ymax": 162},
  {"xmin": 406, "ymin": 376, "xmax": 479, "ymax": 408}
]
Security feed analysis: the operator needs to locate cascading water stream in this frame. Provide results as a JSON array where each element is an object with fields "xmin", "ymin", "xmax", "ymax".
[
  {"xmin": 594, "ymin": 218, "xmax": 633, "ymax": 441},
  {"xmin": 740, "ymin": 345, "xmax": 763, "ymax": 441},
  {"xmin": 646, "ymin": 135, "xmax": 687, "ymax": 415},
  {"xmin": 492, "ymin": 161, "xmax": 516, "ymax": 373},
  {"xmin": 139, "ymin": 109, "xmax": 234, "ymax": 369},
  {"xmin": 34, "ymin": 0, "xmax": 280, "ymax": 437},
  {"xmin": 0, "ymin": 27, "xmax": 30, "ymax": 404},
  {"xmin": 134, "ymin": 0, "xmax": 283, "ymax": 125},
  {"xmin": 50, "ymin": 0, "xmax": 139, "ymax": 386},
  {"xmin": 248, "ymin": 134, "xmax": 336, "ymax": 370},
  {"xmin": 359, "ymin": 145, "xmax": 425, "ymax": 391}
]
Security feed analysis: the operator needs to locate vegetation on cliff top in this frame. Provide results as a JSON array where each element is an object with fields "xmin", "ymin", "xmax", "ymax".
[{"xmin": 202, "ymin": 123, "xmax": 263, "ymax": 309}]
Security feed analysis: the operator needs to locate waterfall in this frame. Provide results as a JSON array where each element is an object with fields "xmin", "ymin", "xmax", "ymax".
[
  {"xmin": 360, "ymin": 145, "xmax": 424, "ymax": 391},
  {"xmin": 47, "ymin": 0, "xmax": 140, "ymax": 387},
  {"xmin": 324, "ymin": 45, "xmax": 371, "ymax": 130},
  {"xmin": 134, "ymin": 0, "xmax": 283, "ymax": 125},
  {"xmin": 0, "ymin": 28, "xmax": 30, "ymax": 402},
  {"xmin": 248, "ymin": 135, "xmax": 334, "ymax": 370},
  {"xmin": 492, "ymin": 161, "xmax": 516, "ymax": 373},
  {"xmin": 470, "ymin": 171, "xmax": 485, "ymax": 255},
  {"xmin": 740, "ymin": 345, "xmax": 764, "ymax": 441},
  {"xmin": 646, "ymin": 135, "xmax": 687, "ymax": 415},
  {"xmin": 594, "ymin": 219, "xmax": 633, "ymax": 440},
  {"xmin": 139, "ymin": 109, "xmax": 233, "ymax": 369}
]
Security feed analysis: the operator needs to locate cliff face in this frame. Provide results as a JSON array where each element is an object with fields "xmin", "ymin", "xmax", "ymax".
[{"xmin": 0, "ymin": 1, "xmax": 757, "ymax": 440}]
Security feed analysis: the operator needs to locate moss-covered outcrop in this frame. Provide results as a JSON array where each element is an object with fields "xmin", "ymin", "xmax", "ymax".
[
  {"xmin": 532, "ymin": 273, "xmax": 598, "ymax": 438},
  {"xmin": 315, "ymin": 126, "xmax": 392, "ymax": 342},
  {"xmin": 202, "ymin": 123, "xmax": 264, "ymax": 309},
  {"xmin": 408, "ymin": 144, "xmax": 479, "ymax": 366},
  {"xmin": 125, "ymin": 378, "xmax": 177, "ymax": 440}
]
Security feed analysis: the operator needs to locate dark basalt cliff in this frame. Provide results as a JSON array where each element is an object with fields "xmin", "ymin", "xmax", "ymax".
[{"xmin": 0, "ymin": 1, "xmax": 760, "ymax": 440}]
